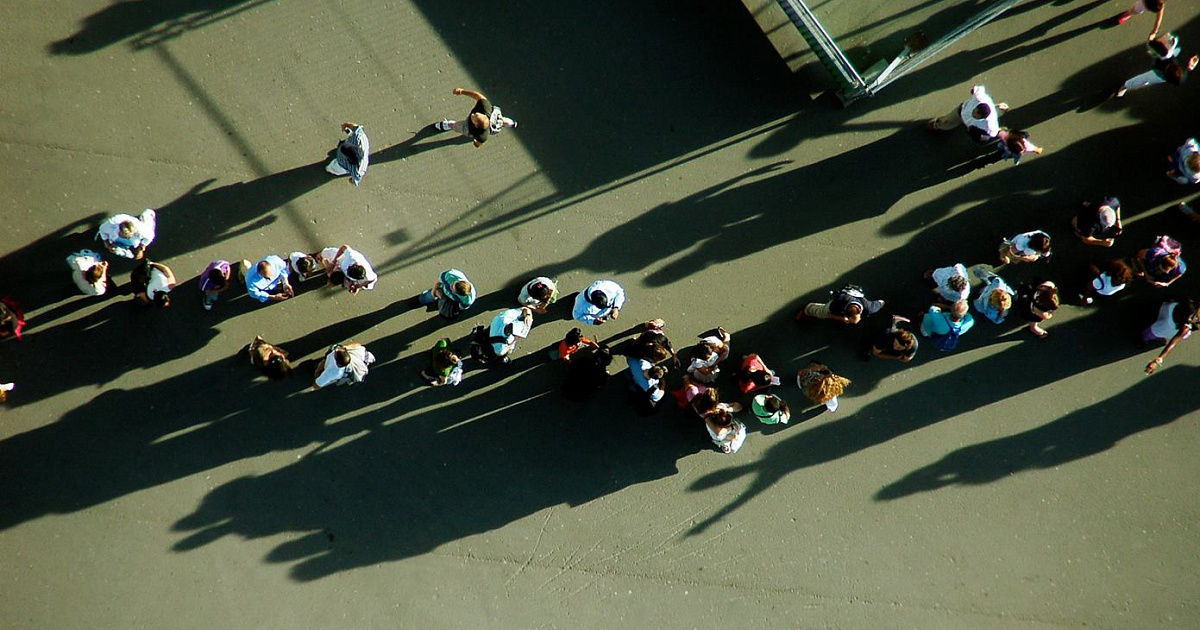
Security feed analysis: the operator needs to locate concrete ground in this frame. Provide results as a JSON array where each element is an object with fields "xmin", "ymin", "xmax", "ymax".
[{"xmin": 1, "ymin": 0, "xmax": 1198, "ymax": 628}]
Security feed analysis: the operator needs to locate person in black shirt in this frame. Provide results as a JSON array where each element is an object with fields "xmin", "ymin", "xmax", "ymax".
[{"xmin": 435, "ymin": 88, "xmax": 518, "ymax": 147}]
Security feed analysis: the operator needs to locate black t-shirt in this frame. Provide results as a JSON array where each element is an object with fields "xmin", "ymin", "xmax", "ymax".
[
  {"xmin": 467, "ymin": 98, "xmax": 493, "ymax": 138},
  {"xmin": 873, "ymin": 329, "xmax": 916, "ymax": 359},
  {"xmin": 1154, "ymin": 56, "xmax": 1189, "ymax": 85},
  {"xmin": 1074, "ymin": 203, "xmax": 1120, "ymax": 240}
]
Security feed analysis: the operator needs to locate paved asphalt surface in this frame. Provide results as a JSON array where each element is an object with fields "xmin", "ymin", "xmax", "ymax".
[{"xmin": 2, "ymin": 0, "xmax": 1198, "ymax": 628}]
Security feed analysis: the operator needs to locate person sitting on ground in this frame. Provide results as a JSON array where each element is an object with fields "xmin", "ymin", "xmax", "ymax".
[
  {"xmin": 288, "ymin": 251, "xmax": 323, "ymax": 283},
  {"xmin": 972, "ymin": 268, "xmax": 1015, "ymax": 324},
  {"xmin": 735, "ymin": 353, "xmax": 780, "ymax": 395},
  {"xmin": 318, "ymin": 245, "xmax": 377, "ymax": 295},
  {"xmin": 66, "ymin": 249, "xmax": 109, "ymax": 296},
  {"xmin": 687, "ymin": 327, "xmax": 731, "ymax": 384},
  {"xmin": 705, "ymin": 408, "xmax": 747, "ymax": 454},
  {"xmin": 1133, "ymin": 236, "xmax": 1187, "ymax": 287},
  {"xmin": 796, "ymin": 361, "xmax": 850, "ymax": 413},
  {"xmin": 751, "ymin": 393, "xmax": 791, "ymax": 425},
  {"xmin": 562, "ymin": 344, "xmax": 612, "ymax": 402},
  {"xmin": 313, "ymin": 342, "xmax": 375, "ymax": 389},
  {"xmin": 920, "ymin": 300, "xmax": 975, "ymax": 352},
  {"xmin": 247, "ymin": 335, "xmax": 293, "ymax": 380},
  {"xmin": 924, "ymin": 264, "xmax": 970, "ymax": 305},
  {"xmin": 1144, "ymin": 300, "xmax": 1200, "ymax": 374},
  {"xmin": 549, "ymin": 327, "xmax": 600, "ymax": 362},
  {"xmin": 0, "ymin": 297, "xmax": 25, "ymax": 340},
  {"xmin": 131, "ymin": 259, "xmax": 176, "ymax": 308},
  {"xmin": 517, "ymin": 276, "xmax": 559, "ymax": 314},
  {"xmin": 417, "ymin": 268, "xmax": 476, "ymax": 319},
  {"xmin": 994, "ymin": 128, "xmax": 1043, "ymax": 165},
  {"xmin": 573, "ymin": 279, "xmax": 626, "ymax": 326},
  {"xmin": 1072, "ymin": 197, "xmax": 1123, "ymax": 247},
  {"xmin": 1167, "ymin": 137, "xmax": 1200, "ymax": 184},
  {"xmin": 479, "ymin": 307, "xmax": 533, "ymax": 364},
  {"xmin": 422, "ymin": 338, "xmax": 464, "ymax": 387},
  {"xmin": 797, "ymin": 283, "xmax": 884, "ymax": 325},
  {"xmin": 199, "ymin": 260, "xmax": 233, "ymax": 311},
  {"xmin": 246, "ymin": 255, "xmax": 293, "ymax": 303},
  {"xmin": 870, "ymin": 315, "xmax": 919, "ymax": 362},
  {"xmin": 624, "ymin": 318, "xmax": 678, "ymax": 366},
  {"xmin": 1080, "ymin": 258, "xmax": 1134, "ymax": 305},
  {"xmin": 1015, "ymin": 279, "xmax": 1060, "ymax": 338},
  {"xmin": 999, "ymin": 230, "xmax": 1052, "ymax": 265},
  {"xmin": 96, "ymin": 209, "xmax": 157, "ymax": 259}
]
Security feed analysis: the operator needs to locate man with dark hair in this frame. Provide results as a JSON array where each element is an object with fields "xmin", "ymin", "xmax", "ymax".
[
  {"xmin": 318, "ymin": 245, "xmax": 377, "ymax": 294},
  {"xmin": 435, "ymin": 88, "xmax": 518, "ymax": 148},
  {"xmin": 798, "ymin": 283, "xmax": 883, "ymax": 325},
  {"xmin": 325, "ymin": 121, "xmax": 370, "ymax": 185},
  {"xmin": 927, "ymin": 84, "xmax": 1006, "ymax": 143},
  {"xmin": 572, "ymin": 279, "xmax": 626, "ymax": 326},
  {"xmin": 313, "ymin": 342, "xmax": 375, "ymax": 389}
]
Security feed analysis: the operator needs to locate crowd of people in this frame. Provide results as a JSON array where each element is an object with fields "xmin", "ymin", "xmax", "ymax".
[{"xmin": 3, "ymin": 7, "xmax": 1199, "ymax": 454}]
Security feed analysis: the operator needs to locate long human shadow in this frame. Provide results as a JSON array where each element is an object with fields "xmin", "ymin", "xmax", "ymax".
[
  {"xmin": 168, "ymin": 353, "xmax": 703, "ymax": 581},
  {"xmin": 684, "ymin": 303, "xmax": 1157, "ymax": 535},
  {"xmin": 0, "ymin": 213, "xmax": 106, "ymax": 316},
  {"xmin": 48, "ymin": 0, "xmax": 275, "ymax": 55},
  {"xmin": 874, "ymin": 365, "xmax": 1200, "ymax": 501},
  {"xmin": 523, "ymin": 124, "xmax": 987, "ymax": 290}
]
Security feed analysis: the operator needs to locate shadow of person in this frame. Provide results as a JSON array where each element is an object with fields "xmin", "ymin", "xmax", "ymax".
[
  {"xmin": 47, "ymin": 0, "xmax": 271, "ymax": 55},
  {"xmin": 0, "ymin": 213, "xmax": 106, "ymax": 317},
  {"xmin": 169, "ymin": 357, "xmax": 701, "ymax": 582},
  {"xmin": 370, "ymin": 125, "xmax": 472, "ymax": 165},
  {"xmin": 147, "ymin": 161, "xmax": 330, "ymax": 261},
  {"xmin": 874, "ymin": 365, "xmax": 1200, "ymax": 501}
]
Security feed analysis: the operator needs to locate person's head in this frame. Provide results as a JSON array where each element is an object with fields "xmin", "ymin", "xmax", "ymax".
[
  {"xmin": 693, "ymin": 388, "xmax": 719, "ymax": 415},
  {"xmin": 808, "ymin": 373, "xmax": 851, "ymax": 403},
  {"xmin": 346, "ymin": 264, "xmax": 366, "ymax": 282},
  {"xmin": 257, "ymin": 260, "xmax": 274, "ymax": 278},
  {"xmin": 748, "ymin": 370, "xmax": 773, "ymax": 387},
  {"xmin": 334, "ymin": 348, "xmax": 351, "ymax": 367},
  {"xmin": 646, "ymin": 366, "xmax": 667, "ymax": 381},
  {"xmin": 1149, "ymin": 37, "xmax": 1172, "ymax": 57},
  {"xmin": 762, "ymin": 395, "xmax": 783, "ymax": 413},
  {"xmin": 892, "ymin": 329, "xmax": 916, "ymax": 351},
  {"xmin": 528, "ymin": 281, "xmax": 553, "ymax": 301},
  {"xmin": 646, "ymin": 343, "xmax": 671, "ymax": 364},
  {"xmin": 950, "ymin": 300, "xmax": 969, "ymax": 322},
  {"xmin": 593, "ymin": 345, "xmax": 613, "ymax": 368},
  {"xmin": 296, "ymin": 256, "xmax": 317, "ymax": 276},
  {"xmin": 1029, "ymin": 232, "xmax": 1051, "ymax": 254},
  {"xmin": 263, "ymin": 353, "xmax": 293, "ymax": 380},
  {"xmin": 947, "ymin": 274, "xmax": 968, "ymax": 294},
  {"xmin": 329, "ymin": 270, "xmax": 345, "ymax": 286},
  {"xmin": 1034, "ymin": 285, "xmax": 1060, "ymax": 312},
  {"xmin": 452, "ymin": 280, "xmax": 472, "ymax": 297},
  {"xmin": 1005, "ymin": 129, "xmax": 1030, "ymax": 152},
  {"xmin": 339, "ymin": 143, "xmax": 364, "ymax": 166},
  {"xmin": 972, "ymin": 103, "xmax": 992, "ymax": 120},
  {"xmin": 989, "ymin": 289, "xmax": 1012, "ymax": 312},
  {"xmin": 206, "ymin": 268, "xmax": 227, "ymax": 289},
  {"xmin": 153, "ymin": 292, "xmax": 171, "ymax": 309},
  {"xmin": 1186, "ymin": 153, "xmax": 1200, "ymax": 174},
  {"xmin": 118, "ymin": 220, "xmax": 137, "ymax": 238},
  {"xmin": 693, "ymin": 343, "xmax": 715, "ymax": 362},
  {"xmin": 845, "ymin": 302, "xmax": 863, "ymax": 316},
  {"xmin": 84, "ymin": 264, "xmax": 106, "ymax": 285},
  {"xmin": 1107, "ymin": 259, "xmax": 1133, "ymax": 285},
  {"xmin": 564, "ymin": 327, "xmax": 584, "ymax": 347},
  {"xmin": 434, "ymin": 348, "xmax": 459, "ymax": 370},
  {"xmin": 708, "ymin": 408, "xmax": 733, "ymax": 427},
  {"xmin": 1098, "ymin": 205, "xmax": 1118, "ymax": 230},
  {"xmin": 1155, "ymin": 253, "xmax": 1180, "ymax": 274},
  {"xmin": 469, "ymin": 113, "xmax": 490, "ymax": 146},
  {"xmin": 587, "ymin": 289, "xmax": 609, "ymax": 309}
]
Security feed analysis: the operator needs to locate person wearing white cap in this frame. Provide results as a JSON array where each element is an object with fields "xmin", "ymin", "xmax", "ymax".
[
  {"xmin": 572, "ymin": 279, "xmax": 625, "ymax": 326},
  {"xmin": 1072, "ymin": 197, "xmax": 1123, "ymax": 248}
]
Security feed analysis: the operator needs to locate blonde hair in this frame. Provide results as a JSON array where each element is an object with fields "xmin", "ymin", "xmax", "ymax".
[
  {"xmin": 989, "ymin": 289, "xmax": 1012, "ymax": 311},
  {"xmin": 805, "ymin": 372, "xmax": 850, "ymax": 404}
]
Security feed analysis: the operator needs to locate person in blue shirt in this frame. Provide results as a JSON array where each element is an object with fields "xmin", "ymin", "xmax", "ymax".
[{"xmin": 246, "ymin": 255, "xmax": 293, "ymax": 304}]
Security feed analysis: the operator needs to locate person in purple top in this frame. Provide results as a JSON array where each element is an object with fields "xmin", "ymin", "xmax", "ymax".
[{"xmin": 199, "ymin": 260, "xmax": 233, "ymax": 311}]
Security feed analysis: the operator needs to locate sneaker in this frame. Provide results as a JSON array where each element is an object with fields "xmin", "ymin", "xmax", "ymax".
[
  {"xmin": 996, "ymin": 102, "xmax": 1009, "ymax": 112},
  {"xmin": 434, "ymin": 119, "xmax": 452, "ymax": 131},
  {"xmin": 507, "ymin": 119, "xmax": 518, "ymax": 129},
  {"xmin": 1115, "ymin": 10, "xmax": 1132, "ymax": 25},
  {"xmin": 0, "ymin": 383, "xmax": 13, "ymax": 392},
  {"xmin": 1115, "ymin": 86, "xmax": 1128, "ymax": 99},
  {"xmin": 824, "ymin": 397, "xmax": 839, "ymax": 413},
  {"xmin": 1080, "ymin": 295, "xmax": 1094, "ymax": 306}
]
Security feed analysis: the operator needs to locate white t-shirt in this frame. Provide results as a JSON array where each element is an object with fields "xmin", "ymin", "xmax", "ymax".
[
  {"xmin": 338, "ymin": 247, "xmax": 377, "ymax": 290},
  {"xmin": 315, "ymin": 353, "xmax": 348, "ymax": 388},
  {"xmin": 960, "ymin": 85, "xmax": 1000, "ymax": 138},
  {"xmin": 146, "ymin": 267, "xmax": 172, "ymax": 300},
  {"xmin": 288, "ymin": 252, "xmax": 317, "ymax": 281},
  {"xmin": 489, "ymin": 308, "xmax": 530, "ymax": 356},
  {"xmin": 66, "ymin": 251, "xmax": 106, "ymax": 296}
]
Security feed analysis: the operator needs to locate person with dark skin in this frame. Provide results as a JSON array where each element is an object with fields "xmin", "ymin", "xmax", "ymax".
[{"xmin": 436, "ymin": 88, "xmax": 518, "ymax": 147}]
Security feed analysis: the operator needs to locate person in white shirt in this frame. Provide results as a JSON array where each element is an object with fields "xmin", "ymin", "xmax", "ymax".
[
  {"xmin": 318, "ymin": 245, "xmax": 377, "ymax": 294},
  {"xmin": 572, "ymin": 280, "xmax": 626, "ymax": 325},
  {"xmin": 312, "ymin": 342, "xmax": 375, "ymax": 389},
  {"xmin": 131, "ymin": 259, "xmax": 176, "ymax": 308},
  {"xmin": 927, "ymin": 84, "xmax": 1006, "ymax": 142},
  {"xmin": 66, "ymin": 250, "xmax": 109, "ymax": 296}
]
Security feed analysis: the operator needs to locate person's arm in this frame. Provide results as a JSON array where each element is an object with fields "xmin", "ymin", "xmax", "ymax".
[
  {"xmin": 1149, "ymin": 7, "xmax": 1165, "ymax": 39},
  {"xmin": 150, "ymin": 263, "xmax": 177, "ymax": 286},
  {"xmin": 452, "ymin": 88, "xmax": 486, "ymax": 101},
  {"xmin": 1146, "ymin": 328, "xmax": 1188, "ymax": 374},
  {"xmin": 844, "ymin": 312, "xmax": 862, "ymax": 324}
]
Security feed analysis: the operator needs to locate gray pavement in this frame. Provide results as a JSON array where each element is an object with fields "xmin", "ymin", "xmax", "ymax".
[{"xmin": 1, "ymin": 0, "xmax": 1199, "ymax": 628}]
